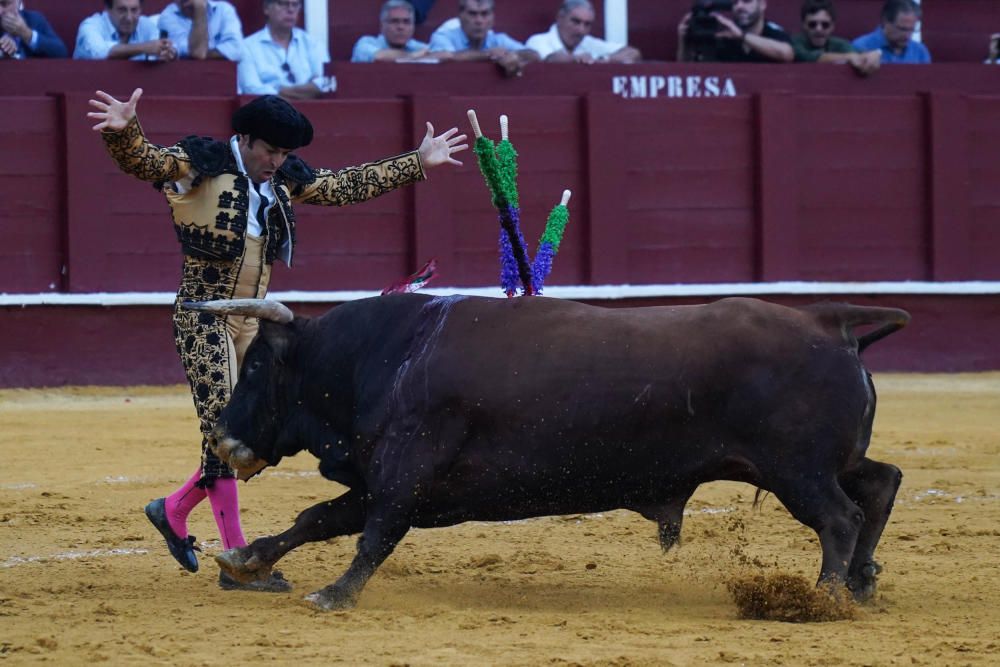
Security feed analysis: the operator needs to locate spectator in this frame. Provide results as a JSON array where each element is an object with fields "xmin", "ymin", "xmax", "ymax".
[
  {"xmin": 352, "ymin": 0, "xmax": 451, "ymax": 63},
  {"xmin": 677, "ymin": 0, "xmax": 793, "ymax": 63},
  {"xmin": 852, "ymin": 0, "xmax": 930, "ymax": 64},
  {"xmin": 0, "ymin": 0, "xmax": 68, "ymax": 58},
  {"xmin": 429, "ymin": 0, "xmax": 539, "ymax": 77},
  {"xmin": 238, "ymin": 0, "xmax": 332, "ymax": 99},
  {"xmin": 525, "ymin": 0, "xmax": 641, "ymax": 64},
  {"xmin": 237, "ymin": 0, "xmax": 331, "ymax": 100},
  {"xmin": 74, "ymin": 0, "xmax": 177, "ymax": 61},
  {"xmin": 985, "ymin": 32, "xmax": 999, "ymax": 64},
  {"xmin": 158, "ymin": 0, "xmax": 243, "ymax": 61},
  {"xmin": 792, "ymin": 0, "xmax": 880, "ymax": 76}
]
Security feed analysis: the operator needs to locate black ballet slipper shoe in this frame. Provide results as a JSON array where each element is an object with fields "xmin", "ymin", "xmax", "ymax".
[{"xmin": 144, "ymin": 498, "xmax": 200, "ymax": 573}]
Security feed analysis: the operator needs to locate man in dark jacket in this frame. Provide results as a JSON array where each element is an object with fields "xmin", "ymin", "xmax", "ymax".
[{"xmin": 0, "ymin": 0, "xmax": 68, "ymax": 58}]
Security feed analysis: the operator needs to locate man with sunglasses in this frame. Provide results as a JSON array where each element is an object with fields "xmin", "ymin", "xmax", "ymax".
[
  {"xmin": 792, "ymin": 0, "xmax": 880, "ymax": 75},
  {"xmin": 239, "ymin": 0, "xmax": 331, "ymax": 98},
  {"xmin": 677, "ymin": 0, "xmax": 793, "ymax": 63},
  {"xmin": 852, "ymin": 0, "xmax": 930, "ymax": 64}
]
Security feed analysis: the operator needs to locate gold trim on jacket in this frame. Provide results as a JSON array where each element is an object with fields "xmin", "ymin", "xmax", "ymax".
[{"xmin": 101, "ymin": 116, "xmax": 427, "ymax": 265}]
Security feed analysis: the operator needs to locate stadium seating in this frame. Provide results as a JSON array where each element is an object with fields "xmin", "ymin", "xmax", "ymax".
[{"xmin": 24, "ymin": 0, "xmax": 1000, "ymax": 64}]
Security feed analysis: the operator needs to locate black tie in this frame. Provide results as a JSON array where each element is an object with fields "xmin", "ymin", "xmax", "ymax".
[{"xmin": 252, "ymin": 181, "xmax": 268, "ymax": 231}]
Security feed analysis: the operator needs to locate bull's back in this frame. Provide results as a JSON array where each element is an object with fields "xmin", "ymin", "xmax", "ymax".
[{"xmin": 428, "ymin": 296, "xmax": 841, "ymax": 401}]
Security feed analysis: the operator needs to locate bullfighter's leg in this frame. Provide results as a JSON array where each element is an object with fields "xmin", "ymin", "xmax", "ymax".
[
  {"xmin": 215, "ymin": 489, "xmax": 366, "ymax": 585},
  {"xmin": 304, "ymin": 505, "xmax": 411, "ymax": 611},
  {"xmin": 839, "ymin": 457, "xmax": 902, "ymax": 601},
  {"xmin": 769, "ymin": 475, "xmax": 864, "ymax": 588}
]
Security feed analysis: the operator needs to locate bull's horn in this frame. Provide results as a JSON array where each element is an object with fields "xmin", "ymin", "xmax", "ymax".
[{"xmin": 181, "ymin": 299, "xmax": 294, "ymax": 323}]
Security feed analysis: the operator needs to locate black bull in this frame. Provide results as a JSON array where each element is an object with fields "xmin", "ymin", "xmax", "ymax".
[{"xmin": 183, "ymin": 294, "xmax": 909, "ymax": 611}]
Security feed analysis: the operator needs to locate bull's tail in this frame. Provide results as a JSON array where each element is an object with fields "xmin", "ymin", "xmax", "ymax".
[{"xmin": 803, "ymin": 303, "xmax": 911, "ymax": 353}]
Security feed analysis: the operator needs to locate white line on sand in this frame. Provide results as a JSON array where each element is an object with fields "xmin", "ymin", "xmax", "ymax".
[{"xmin": 2, "ymin": 547, "xmax": 149, "ymax": 568}]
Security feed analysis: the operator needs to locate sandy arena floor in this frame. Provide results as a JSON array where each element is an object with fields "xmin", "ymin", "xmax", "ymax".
[{"xmin": 1, "ymin": 374, "xmax": 998, "ymax": 665}]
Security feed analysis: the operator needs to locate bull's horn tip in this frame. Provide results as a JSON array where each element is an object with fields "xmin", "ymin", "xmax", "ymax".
[
  {"xmin": 500, "ymin": 114, "xmax": 509, "ymax": 140},
  {"xmin": 560, "ymin": 190, "xmax": 571, "ymax": 206}
]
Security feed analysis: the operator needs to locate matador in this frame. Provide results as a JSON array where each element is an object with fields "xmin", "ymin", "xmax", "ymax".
[{"xmin": 88, "ymin": 88, "xmax": 467, "ymax": 590}]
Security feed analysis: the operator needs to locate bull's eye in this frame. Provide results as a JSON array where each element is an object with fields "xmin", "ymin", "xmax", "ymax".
[{"xmin": 248, "ymin": 359, "xmax": 262, "ymax": 373}]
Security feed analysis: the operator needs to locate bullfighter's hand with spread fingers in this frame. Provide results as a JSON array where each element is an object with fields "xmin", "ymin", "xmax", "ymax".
[
  {"xmin": 88, "ymin": 87, "xmax": 143, "ymax": 132},
  {"xmin": 417, "ymin": 122, "xmax": 468, "ymax": 168}
]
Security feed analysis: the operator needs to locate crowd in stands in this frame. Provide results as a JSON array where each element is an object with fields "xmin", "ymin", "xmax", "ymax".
[{"xmin": 2, "ymin": 0, "xmax": 998, "ymax": 91}]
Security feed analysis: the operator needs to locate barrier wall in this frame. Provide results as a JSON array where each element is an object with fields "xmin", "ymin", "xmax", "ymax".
[
  {"xmin": 3, "ymin": 294, "xmax": 999, "ymax": 387},
  {"xmin": 3, "ymin": 63, "xmax": 998, "ymax": 294},
  {"xmin": 1, "ymin": 61, "xmax": 999, "ymax": 384}
]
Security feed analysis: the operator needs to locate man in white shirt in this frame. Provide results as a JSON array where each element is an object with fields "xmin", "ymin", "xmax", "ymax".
[
  {"xmin": 158, "ymin": 0, "xmax": 243, "ymax": 61},
  {"xmin": 351, "ymin": 0, "xmax": 453, "ymax": 63},
  {"xmin": 428, "ymin": 0, "xmax": 539, "ymax": 77},
  {"xmin": 526, "ymin": 0, "xmax": 640, "ymax": 63},
  {"xmin": 74, "ymin": 0, "xmax": 177, "ymax": 61},
  {"xmin": 238, "ymin": 0, "xmax": 331, "ymax": 98}
]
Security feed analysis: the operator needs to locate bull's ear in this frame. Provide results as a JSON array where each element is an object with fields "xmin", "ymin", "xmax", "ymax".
[{"xmin": 259, "ymin": 319, "xmax": 294, "ymax": 362}]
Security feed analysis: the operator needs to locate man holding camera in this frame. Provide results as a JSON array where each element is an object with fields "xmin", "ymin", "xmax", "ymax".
[{"xmin": 677, "ymin": 0, "xmax": 793, "ymax": 63}]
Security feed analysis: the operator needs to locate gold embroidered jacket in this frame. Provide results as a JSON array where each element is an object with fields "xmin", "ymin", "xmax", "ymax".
[{"xmin": 101, "ymin": 116, "xmax": 426, "ymax": 265}]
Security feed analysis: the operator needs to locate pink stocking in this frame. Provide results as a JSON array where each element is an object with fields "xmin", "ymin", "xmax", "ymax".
[
  {"xmin": 206, "ymin": 477, "xmax": 248, "ymax": 550},
  {"xmin": 163, "ymin": 469, "xmax": 207, "ymax": 539}
]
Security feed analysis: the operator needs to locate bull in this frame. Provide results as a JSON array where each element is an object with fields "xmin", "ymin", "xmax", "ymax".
[{"xmin": 183, "ymin": 294, "xmax": 909, "ymax": 611}]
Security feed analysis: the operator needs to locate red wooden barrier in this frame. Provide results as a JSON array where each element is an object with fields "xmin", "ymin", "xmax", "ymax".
[
  {"xmin": 4, "ymin": 64, "xmax": 1000, "ymax": 296},
  {"xmin": 0, "ymin": 97, "xmax": 64, "ymax": 293},
  {"xmin": 2, "ymin": 62, "xmax": 1000, "ymax": 384},
  {"xmin": 3, "ymin": 293, "xmax": 998, "ymax": 387}
]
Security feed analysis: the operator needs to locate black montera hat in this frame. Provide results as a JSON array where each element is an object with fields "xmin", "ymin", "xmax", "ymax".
[{"xmin": 231, "ymin": 95, "xmax": 314, "ymax": 149}]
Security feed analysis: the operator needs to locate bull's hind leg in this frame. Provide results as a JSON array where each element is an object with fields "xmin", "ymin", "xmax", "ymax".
[
  {"xmin": 769, "ymin": 475, "xmax": 864, "ymax": 588},
  {"xmin": 215, "ymin": 489, "xmax": 366, "ymax": 585},
  {"xmin": 839, "ymin": 458, "xmax": 902, "ymax": 601}
]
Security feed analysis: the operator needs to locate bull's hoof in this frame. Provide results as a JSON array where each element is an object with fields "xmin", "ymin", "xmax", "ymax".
[
  {"xmin": 219, "ymin": 569, "xmax": 292, "ymax": 593},
  {"xmin": 658, "ymin": 520, "xmax": 682, "ymax": 553},
  {"xmin": 847, "ymin": 561, "xmax": 882, "ymax": 602},
  {"xmin": 304, "ymin": 586, "xmax": 358, "ymax": 611},
  {"xmin": 215, "ymin": 547, "xmax": 272, "ymax": 584}
]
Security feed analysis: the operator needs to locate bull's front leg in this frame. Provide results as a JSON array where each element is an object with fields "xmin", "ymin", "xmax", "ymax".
[
  {"xmin": 304, "ymin": 504, "xmax": 411, "ymax": 611},
  {"xmin": 215, "ymin": 488, "xmax": 366, "ymax": 585}
]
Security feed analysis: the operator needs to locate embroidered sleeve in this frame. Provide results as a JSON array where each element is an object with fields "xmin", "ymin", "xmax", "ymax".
[
  {"xmin": 292, "ymin": 150, "xmax": 426, "ymax": 206},
  {"xmin": 101, "ymin": 116, "xmax": 192, "ymax": 184}
]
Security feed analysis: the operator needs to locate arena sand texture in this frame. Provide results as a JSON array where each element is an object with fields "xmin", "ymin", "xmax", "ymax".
[{"xmin": 1, "ymin": 374, "xmax": 998, "ymax": 665}]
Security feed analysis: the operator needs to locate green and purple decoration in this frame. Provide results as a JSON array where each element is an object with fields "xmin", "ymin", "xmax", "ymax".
[{"xmin": 467, "ymin": 110, "xmax": 571, "ymax": 297}]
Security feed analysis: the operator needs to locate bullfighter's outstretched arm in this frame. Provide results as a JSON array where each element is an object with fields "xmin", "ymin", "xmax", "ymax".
[
  {"xmin": 292, "ymin": 122, "xmax": 467, "ymax": 206},
  {"xmin": 88, "ymin": 88, "xmax": 192, "ymax": 184},
  {"xmin": 292, "ymin": 153, "xmax": 425, "ymax": 206}
]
